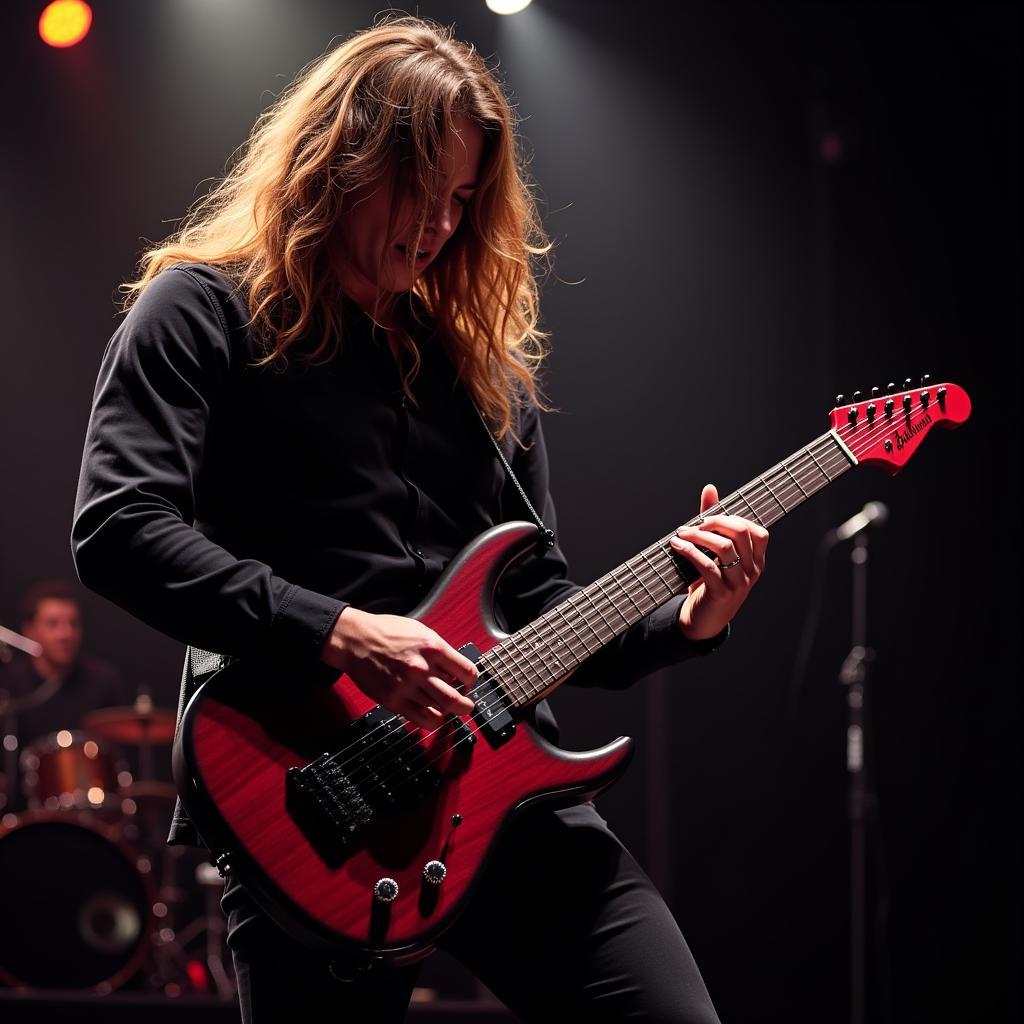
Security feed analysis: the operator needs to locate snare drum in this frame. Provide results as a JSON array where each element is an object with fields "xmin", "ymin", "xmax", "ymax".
[
  {"xmin": 20, "ymin": 729, "xmax": 124, "ymax": 811},
  {"xmin": 0, "ymin": 810, "xmax": 154, "ymax": 991}
]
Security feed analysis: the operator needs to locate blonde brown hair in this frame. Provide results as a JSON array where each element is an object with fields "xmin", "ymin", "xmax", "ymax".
[{"xmin": 123, "ymin": 15, "xmax": 553, "ymax": 441}]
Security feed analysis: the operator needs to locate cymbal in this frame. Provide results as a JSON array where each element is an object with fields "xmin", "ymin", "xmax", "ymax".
[{"xmin": 82, "ymin": 706, "xmax": 176, "ymax": 745}]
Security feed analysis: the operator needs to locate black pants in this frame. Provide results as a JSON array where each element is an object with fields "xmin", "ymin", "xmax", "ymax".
[{"xmin": 223, "ymin": 807, "xmax": 721, "ymax": 1023}]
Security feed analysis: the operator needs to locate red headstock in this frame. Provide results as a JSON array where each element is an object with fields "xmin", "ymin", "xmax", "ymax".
[{"xmin": 828, "ymin": 379, "xmax": 971, "ymax": 475}]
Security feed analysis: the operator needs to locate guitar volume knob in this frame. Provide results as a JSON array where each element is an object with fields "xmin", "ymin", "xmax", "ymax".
[
  {"xmin": 423, "ymin": 860, "xmax": 447, "ymax": 886},
  {"xmin": 373, "ymin": 877, "xmax": 399, "ymax": 903}
]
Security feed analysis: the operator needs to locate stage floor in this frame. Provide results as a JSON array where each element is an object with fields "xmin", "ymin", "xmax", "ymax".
[{"xmin": 0, "ymin": 989, "xmax": 518, "ymax": 1022}]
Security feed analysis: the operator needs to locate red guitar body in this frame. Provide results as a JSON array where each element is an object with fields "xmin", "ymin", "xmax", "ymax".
[{"xmin": 174, "ymin": 520, "xmax": 633, "ymax": 964}]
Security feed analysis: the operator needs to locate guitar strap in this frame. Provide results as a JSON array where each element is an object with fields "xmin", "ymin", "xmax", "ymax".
[{"xmin": 470, "ymin": 399, "xmax": 556, "ymax": 551}]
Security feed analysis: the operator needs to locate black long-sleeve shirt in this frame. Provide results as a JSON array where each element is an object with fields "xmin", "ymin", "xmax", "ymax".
[{"xmin": 71, "ymin": 263, "xmax": 726, "ymax": 789}]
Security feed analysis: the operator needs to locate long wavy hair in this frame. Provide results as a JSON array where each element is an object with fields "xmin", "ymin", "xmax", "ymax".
[{"xmin": 123, "ymin": 15, "xmax": 553, "ymax": 441}]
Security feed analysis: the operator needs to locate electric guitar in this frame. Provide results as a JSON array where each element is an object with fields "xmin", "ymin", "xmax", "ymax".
[{"xmin": 173, "ymin": 379, "xmax": 971, "ymax": 964}]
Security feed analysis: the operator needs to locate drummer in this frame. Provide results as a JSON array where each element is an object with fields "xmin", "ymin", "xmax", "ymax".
[{"xmin": 0, "ymin": 579, "xmax": 128, "ymax": 811}]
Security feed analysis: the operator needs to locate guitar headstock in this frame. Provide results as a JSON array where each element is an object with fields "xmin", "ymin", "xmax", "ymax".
[{"xmin": 829, "ymin": 377, "xmax": 971, "ymax": 475}]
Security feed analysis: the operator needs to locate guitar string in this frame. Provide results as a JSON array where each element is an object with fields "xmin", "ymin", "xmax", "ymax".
[
  {"xmin": 461, "ymin": 394, "xmax": 937, "ymax": 709},
  {"xmin": 309, "ymin": 427, "xmax": 845, "ymax": 786},
  {"xmin": 322, "ymin": 411, "xmax": 889, "ymax": 803},
  {"xmin": 438, "ymin": 392, "xmax": 925, "ymax": 710},
  {"xmin": 318, "ymin": 398, "xmax": 935, "ymax": 800},
  {"xmin": 315, "ymin": 402, "xmax": 917, "ymax": 795},
  {"xmin": 352, "ymin": 438, "xmax": 850, "ymax": 797}
]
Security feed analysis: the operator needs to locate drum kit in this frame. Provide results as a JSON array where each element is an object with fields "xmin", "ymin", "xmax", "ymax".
[{"xmin": 0, "ymin": 694, "xmax": 234, "ymax": 998}]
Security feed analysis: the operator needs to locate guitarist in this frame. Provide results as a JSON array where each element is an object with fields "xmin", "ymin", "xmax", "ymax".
[{"xmin": 72, "ymin": 16, "xmax": 768, "ymax": 1023}]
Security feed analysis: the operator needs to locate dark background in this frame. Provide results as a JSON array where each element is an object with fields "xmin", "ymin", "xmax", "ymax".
[{"xmin": 1, "ymin": 2, "xmax": 1018, "ymax": 1021}]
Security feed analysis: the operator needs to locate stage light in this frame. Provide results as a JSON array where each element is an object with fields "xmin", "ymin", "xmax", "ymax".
[
  {"xmin": 39, "ymin": 1, "xmax": 92, "ymax": 48},
  {"xmin": 486, "ymin": 0, "xmax": 532, "ymax": 14}
]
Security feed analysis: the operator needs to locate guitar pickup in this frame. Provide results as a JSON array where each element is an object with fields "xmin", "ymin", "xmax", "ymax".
[{"xmin": 459, "ymin": 642, "xmax": 516, "ymax": 749}]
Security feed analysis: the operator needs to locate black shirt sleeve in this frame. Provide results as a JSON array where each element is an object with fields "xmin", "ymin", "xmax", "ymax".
[
  {"xmin": 495, "ymin": 397, "xmax": 729, "ymax": 691},
  {"xmin": 71, "ymin": 267, "xmax": 345, "ymax": 663}
]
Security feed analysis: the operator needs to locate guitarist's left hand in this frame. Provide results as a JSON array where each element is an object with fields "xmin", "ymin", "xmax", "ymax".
[{"xmin": 671, "ymin": 483, "xmax": 769, "ymax": 642}]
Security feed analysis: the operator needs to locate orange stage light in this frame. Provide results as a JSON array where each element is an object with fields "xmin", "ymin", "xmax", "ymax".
[{"xmin": 39, "ymin": 0, "xmax": 93, "ymax": 49}]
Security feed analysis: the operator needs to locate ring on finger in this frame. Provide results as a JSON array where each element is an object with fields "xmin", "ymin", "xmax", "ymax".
[{"xmin": 717, "ymin": 555, "xmax": 742, "ymax": 570}]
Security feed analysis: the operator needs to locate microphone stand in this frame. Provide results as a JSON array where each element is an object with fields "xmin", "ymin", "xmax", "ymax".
[{"xmin": 839, "ymin": 533, "xmax": 873, "ymax": 1024}]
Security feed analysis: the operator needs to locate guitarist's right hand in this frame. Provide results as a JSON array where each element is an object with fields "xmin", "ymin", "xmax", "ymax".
[{"xmin": 319, "ymin": 607, "xmax": 477, "ymax": 730}]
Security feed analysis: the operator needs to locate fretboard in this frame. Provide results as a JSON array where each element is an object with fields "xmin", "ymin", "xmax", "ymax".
[{"xmin": 479, "ymin": 429, "xmax": 855, "ymax": 707}]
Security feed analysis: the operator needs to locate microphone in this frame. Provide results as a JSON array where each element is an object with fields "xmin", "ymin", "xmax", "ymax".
[{"xmin": 829, "ymin": 501, "xmax": 889, "ymax": 544}]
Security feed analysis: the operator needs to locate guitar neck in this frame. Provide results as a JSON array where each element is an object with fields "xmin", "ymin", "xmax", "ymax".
[{"xmin": 480, "ymin": 429, "xmax": 856, "ymax": 707}]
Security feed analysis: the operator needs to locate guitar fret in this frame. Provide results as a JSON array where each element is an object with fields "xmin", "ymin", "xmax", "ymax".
[
  {"xmin": 733, "ymin": 489, "xmax": 763, "ymax": 526},
  {"xmin": 567, "ymin": 589, "xmax": 611, "ymax": 645},
  {"xmin": 624, "ymin": 560, "xmax": 658, "ymax": 604},
  {"xmin": 804, "ymin": 444, "xmax": 831, "ymax": 483},
  {"xmin": 781, "ymin": 459, "xmax": 809, "ymax": 499},
  {"xmin": 604, "ymin": 565, "xmax": 643, "ymax": 617},
  {"xmin": 493, "ymin": 635, "xmax": 532, "ymax": 701},
  {"xmin": 642, "ymin": 549, "xmax": 673, "ymax": 590},
  {"xmin": 759, "ymin": 473, "xmax": 789, "ymax": 515},
  {"xmin": 591, "ymin": 578, "xmax": 629, "ymax": 630},
  {"xmin": 553, "ymin": 603, "xmax": 597, "ymax": 657},
  {"xmin": 524, "ymin": 620, "xmax": 563, "ymax": 694}
]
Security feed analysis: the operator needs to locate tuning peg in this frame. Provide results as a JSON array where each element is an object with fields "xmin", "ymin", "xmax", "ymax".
[
  {"xmin": 902, "ymin": 394, "xmax": 912, "ymax": 412},
  {"xmin": 884, "ymin": 398, "xmax": 894, "ymax": 418},
  {"xmin": 847, "ymin": 406, "xmax": 859, "ymax": 425},
  {"xmin": 903, "ymin": 377, "xmax": 913, "ymax": 391},
  {"xmin": 887, "ymin": 382, "xmax": 897, "ymax": 395},
  {"xmin": 871, "ymin": 386, "xmax": 881, "ymax": 399},
  {"xmin": 920, "ymin": 373, "xmax": 931, "ymax": 387},
  {"xmin": 853, "ymin": 390, "xmax": 863, "ymax": 403},
  {"xmin": 835, "ymin": 393, "xmax": 845, "ymax": 406}
]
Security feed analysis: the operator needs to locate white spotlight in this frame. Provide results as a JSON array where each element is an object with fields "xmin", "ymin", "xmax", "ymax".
[{"xmin": 486, "ymin": 0, "xmax": 532, "ymax": 14}]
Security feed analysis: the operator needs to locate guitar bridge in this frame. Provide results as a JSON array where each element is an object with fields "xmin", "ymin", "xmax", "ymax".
[{"xmin": 286, "ymin": 706, "xmax": 438, "ymax": 865}]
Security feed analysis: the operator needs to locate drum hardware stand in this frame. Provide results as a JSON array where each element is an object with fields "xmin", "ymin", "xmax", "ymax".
[
  {"xmin": 1, "ymin": 684, "xmax": 61, "ymax": 814},
  {"xmin": 142, "ymin": 860, "xmax": 235, "ymax": 997},
  {"xmin": 0, "ymin": 630, "xmax": 61, "ymax": 815},
  {"xmin": 125, "ymin": 769, "xmax": 232, "ymax": 996},
  {"xmin": 128, "ymin": 790, "xmax": 233, "ymax": 997},
  {"xmin": 0, "ymin": 694, "xmax": 16, "ymax": 814}
]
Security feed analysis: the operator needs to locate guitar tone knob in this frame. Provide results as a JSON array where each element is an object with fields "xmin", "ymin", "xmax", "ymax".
[
  {"xmin": 423, "ymin": 860, "xmax": 447, "ymax": 886},
  {"xmin": 373, "ymin": 877, "xmax": 399, "ymax": 903}
]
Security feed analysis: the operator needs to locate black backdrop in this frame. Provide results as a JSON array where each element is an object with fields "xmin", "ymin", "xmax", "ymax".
[{"xmin": 1, "ymin": 3, "xmax": 1018, "ymax": 1021}]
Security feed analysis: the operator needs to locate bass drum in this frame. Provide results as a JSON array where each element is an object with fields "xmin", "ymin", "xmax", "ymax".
[{"xmin": 0, "ymin": 810, "xmax": 154, "ymax": 992}]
